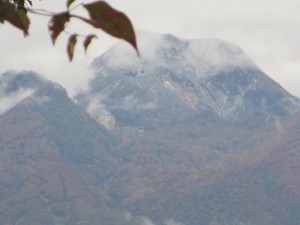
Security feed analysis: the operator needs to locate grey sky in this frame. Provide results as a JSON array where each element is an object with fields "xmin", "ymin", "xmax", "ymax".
[{"xmin": 0, "ymin": 0, "xmax": 299, "ymax": 97}]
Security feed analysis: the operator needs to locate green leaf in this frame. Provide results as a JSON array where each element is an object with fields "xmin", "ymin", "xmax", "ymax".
[
  {"xmin": 67, "ymin": 0, "xmax": 76, "ymax": 9},
  {"xmin": 83, "ymin": 1, "xmax": 138, "ymax": 53},
  {"xmin": 67, "ymin": 34, "xmax": 77, "ymax": 61},
  {"xmin": 48, "ymin": 12, "xmax": 70, "ymax": 44},
  {"xmin": 83, "ymin": 34, "xmax": 97, "ymax": 54},
  {"xmin": 0, "ymin": 0, "xmax": 30, "ymax": 36}
]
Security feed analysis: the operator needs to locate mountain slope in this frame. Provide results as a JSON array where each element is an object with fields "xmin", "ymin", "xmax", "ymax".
[
  {"xmin": 75, "ymin": 32, "xmax": 300, "ymax": 225},
  {"xmin": 1, "ymin": 32, "xmax": 300, "ymax": 225},
  {"xmin": 0, "ymin": 72, "xmax": 132, "ymax": 225}
]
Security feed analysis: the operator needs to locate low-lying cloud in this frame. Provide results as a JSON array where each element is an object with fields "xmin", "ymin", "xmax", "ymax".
[
  {"xmin": 86, "ymin": 95, "xmax": 115, "ymax": 129},
  {"xmin": 0, "ymin": 88, "xmax": 35, "ymax": 115},
  {"xmin": 124, "ymin": 212, "xmax": 185, "ymax": 225}
]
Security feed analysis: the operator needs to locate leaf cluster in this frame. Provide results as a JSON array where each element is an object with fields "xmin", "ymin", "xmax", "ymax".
[
  {"xmin": 11, "ymin": 0, "xmax": 32, "ymax": 11},
  {"xmin": 0, "ymin": 0, "xmax": 30, "ymax": 35},
  {"xmin": 0, "ymin": 0, "xmax": 138, "ymax": 61}
]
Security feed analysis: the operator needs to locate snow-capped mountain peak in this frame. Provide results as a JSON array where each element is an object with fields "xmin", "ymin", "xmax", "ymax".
[
  {"xmin": 79, "ymin": 32, "xmax": 300, "ymax": 129},
  {"xmin": 92, "ymin": 32, "xmax": 255, "ymax": 78}
]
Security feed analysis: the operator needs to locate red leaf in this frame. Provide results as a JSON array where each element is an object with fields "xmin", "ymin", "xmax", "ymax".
[
  {"xmin": 48, "ymin": 12, "xmax": 70, "ymax": 44},
  {"xmin": 83, "ymin": 34, "xmax": 97, "ymax": 54},
  {"xmin": 67, "ymin": 34, "xmax": 77, "ymax": 61},
  {"xmin": 83, "ymin": 1, "xmax": 138, "ymax": 53},
  {"xmin": 0, "ymin": 0, "xmax": 30, "ymax": 36}
]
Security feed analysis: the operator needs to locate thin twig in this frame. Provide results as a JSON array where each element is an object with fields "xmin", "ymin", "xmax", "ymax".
[
  {"xmin": 68, "ymin": 2, "xmax": 84, "ymax": 12},
  {"xmin": 28, "ymin": 8, "xmax": 56, "ymax": 16}
]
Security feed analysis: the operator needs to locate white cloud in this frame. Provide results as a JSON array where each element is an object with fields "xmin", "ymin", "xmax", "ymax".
[
  {"xmin": 0, "ymin": 88, "xmax": 35, "ymax": 115},
  {"xmin": 139, "ymin": 217, "xmax": 156, "ymax": 225},
  {"xmin": 123, "ymin": 212, "xmax": 185, "ymax": 225},
  {"xmin": 124, "ymin": 212, "xmax": 157, "ymax": 225},
  {"xmin": 86, "ymin": 95, "xmax": 115, "ymax": 129},
  {"xmin": 164, "ymin": 219, "xmax": 185, "ymax": 225},
  {"xmin": 101, "ymin": 31, "xmax": 164, "ymax": 67}
]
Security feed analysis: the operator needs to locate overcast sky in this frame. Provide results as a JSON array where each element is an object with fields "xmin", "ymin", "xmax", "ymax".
[{"xmin": 0, "ymin": 0, "xmax": 299, "ymax": 97}]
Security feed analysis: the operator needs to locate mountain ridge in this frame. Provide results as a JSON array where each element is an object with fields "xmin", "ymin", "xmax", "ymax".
[
  {"xmin": 0, "ymin": 72, "xmax": 133, "ymax": 225},
  {"xmin": 1, "ymin": 32, "xmax": 300, "ymax": 225},
  {"xmin": 78, "ymin": 32, "xmax": 300, "ymax": 130}
]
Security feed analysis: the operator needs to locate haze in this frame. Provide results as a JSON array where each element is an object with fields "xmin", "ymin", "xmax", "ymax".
[{"xmin": 0, "ymin": 0, "xmax": 299, "ymax": 97}]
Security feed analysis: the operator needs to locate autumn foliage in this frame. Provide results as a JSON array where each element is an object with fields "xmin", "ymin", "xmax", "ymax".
[{"xmin": 0, "ymin": 0, "xmax": 137, "ymax": 61}]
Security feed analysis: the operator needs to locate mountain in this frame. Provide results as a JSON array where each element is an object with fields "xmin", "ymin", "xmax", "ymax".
[
  {"xmin": 77, "ymin": 32, "xmax": 300, "ymax": 130},
  {"xmin": 0, "ymin": 71, "xmax": 133, "ymax": 225},
  {"xmin": 75, "ymin": 32, "xmax": 300, "ymax": 225},
  {"xmin": 1, "ymin": 32, "xmax": 300, "ymax": 225}
]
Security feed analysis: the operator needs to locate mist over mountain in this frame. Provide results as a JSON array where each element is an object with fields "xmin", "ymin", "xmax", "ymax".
[
  {"xmin": 1, "ymin": 32, "xmax": 300, "ymax": 225},
  {"xmin": 0, "ymin": 71, "xmax": 48, "ymax": 115},
  {"xmin": 77, "ymin": 32, "xmax": 300, "ymax": 130}
]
